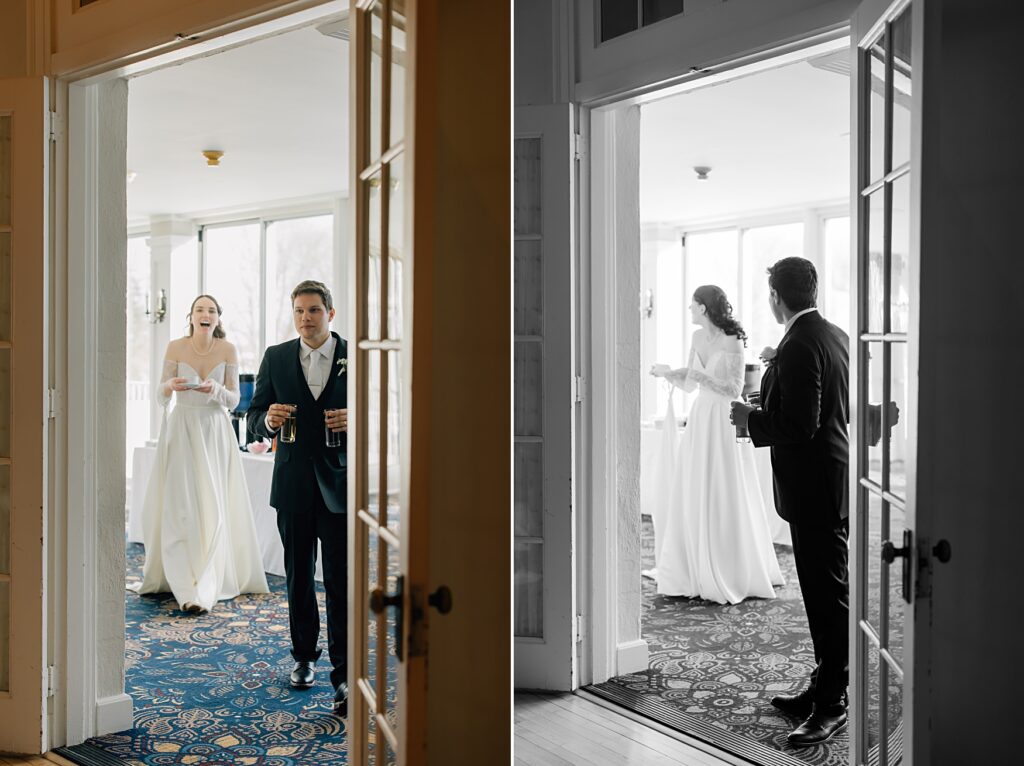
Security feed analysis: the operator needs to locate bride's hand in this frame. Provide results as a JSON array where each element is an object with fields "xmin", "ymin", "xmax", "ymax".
[
  {"xmin": 650, "ymin": 363, "xmax": 671, "ymax": 377},
  {"xmin": 195, "ymin": 379, "xmax": 215, "ymax": 394},
  {"xmin": 168, "ymin": 377, "xmax": 189, "ymax": 392}
]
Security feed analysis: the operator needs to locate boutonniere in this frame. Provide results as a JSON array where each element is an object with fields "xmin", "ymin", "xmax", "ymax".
[
  {"xmin": 336, "ymin": 358, "xmax": 347, "ymax": 377},
  {"xmin": 759, "ymin": 346, "xmax": 777, "ymax": 368}
]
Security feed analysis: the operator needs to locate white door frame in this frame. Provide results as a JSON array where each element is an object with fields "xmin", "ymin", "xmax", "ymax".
[
  {"xmin": 579, "ymin": 33, "xmax": 850, "ymax": 687},
  {"xmin": 55, "ymin": 1, "xmax": 346, "ymax": 747}
]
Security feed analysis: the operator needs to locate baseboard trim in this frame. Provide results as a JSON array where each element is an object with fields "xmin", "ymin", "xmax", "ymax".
[
  {"xmin": 95, "ymin": 693, "xmax": 133, "ymax": 736},
  {"xmin": 615, "ymin": 638, "xmax": 649, "ymax": 675}
]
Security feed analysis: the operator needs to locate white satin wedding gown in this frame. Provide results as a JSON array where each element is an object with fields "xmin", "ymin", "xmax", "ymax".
[
  {"xmin": 656, "ymin": 345, "xmax": 784, "ymax": 604},
  {"xmin": 130, "ymin": 360, "xmax": 268, "ymax": 612}
]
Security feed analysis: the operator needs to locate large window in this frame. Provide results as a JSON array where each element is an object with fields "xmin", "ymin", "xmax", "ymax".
[
  {"xmin": 200, "ymin": 212, "xmax": 335, "ymax": 376},
  {"xmin": 642, "ymin": 213, "xmax": 851, "ymax": 420}
]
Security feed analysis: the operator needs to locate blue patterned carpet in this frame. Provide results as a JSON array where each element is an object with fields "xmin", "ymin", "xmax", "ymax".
[
  {"xmin": 76, "ymin": 543, "xmax": 376, "ymax": 765},
  {"xmin": 591, "ymin": 516, "xmax": 903, "ymax": 766}
]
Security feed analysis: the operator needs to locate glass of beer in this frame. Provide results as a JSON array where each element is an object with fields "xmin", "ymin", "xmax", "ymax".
[{"xmin": 279, "ymin": 406, "xmax": 298, "ymax": 443}]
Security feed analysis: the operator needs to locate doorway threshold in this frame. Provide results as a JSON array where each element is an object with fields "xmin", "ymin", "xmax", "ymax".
[{"xmin": 584, "ymin": 683, "xmax": 810, "ymax": 766}]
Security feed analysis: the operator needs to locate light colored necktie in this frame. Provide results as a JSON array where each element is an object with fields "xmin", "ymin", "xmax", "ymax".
[{"xmin": 308, "ymin": 350, "xmax": 323, "ymax": 398}]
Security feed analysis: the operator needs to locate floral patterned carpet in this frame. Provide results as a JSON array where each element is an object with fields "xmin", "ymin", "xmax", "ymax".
[
  {"xmin": 589, "ymin": 516, "xmax": 903, "ymax": 766},
  {"xmin": 59, "ymin": 543, "xmax": 385, "ymax": 765}
]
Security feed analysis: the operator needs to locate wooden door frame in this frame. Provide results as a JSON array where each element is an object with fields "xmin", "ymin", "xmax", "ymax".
[{"xmin": 52, "ymin": 0, "xmax": 347, "ymax": 748}]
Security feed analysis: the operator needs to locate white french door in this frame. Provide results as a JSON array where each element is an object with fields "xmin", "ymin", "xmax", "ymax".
[
  {"xmin": 0, "ymin": 77, "xmax": 48, "ymax": 754},
  {"xmin": 850, "ymin": 0, "xmax": 923, "ymax": 763},
  {"xmin": 513, "ymin": 104, "xmax": 575, "ymax": 691}
]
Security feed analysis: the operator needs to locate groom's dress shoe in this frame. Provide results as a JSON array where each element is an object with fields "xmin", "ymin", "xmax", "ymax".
[
  {"xmin": 771, "ymin": 689, "xmax": 814, "ymax": 719},
  {"xmin": 787, "ymin": 704, "xmax": 848, "ymax": 747},
  {"xmin": 290, "ymin": 661, "xmax": 316, "ymax": 689},
  {"xmin": 332, "ymin": 681, "xmax": 349, "ymax": 716}
]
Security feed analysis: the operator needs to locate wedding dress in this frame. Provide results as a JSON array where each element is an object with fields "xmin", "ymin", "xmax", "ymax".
[
  {"xmin": 130, "ymin": 359, "xmax": 269, "ymax": 612},
  {"xmin": 656, "ymin": 345, "xmax": 784, "ymax": 604}
]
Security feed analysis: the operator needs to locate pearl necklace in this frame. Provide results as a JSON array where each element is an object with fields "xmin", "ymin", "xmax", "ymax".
[{"xmin": 190, "ymin": 336, "xmax": 216, "ymax": 357}]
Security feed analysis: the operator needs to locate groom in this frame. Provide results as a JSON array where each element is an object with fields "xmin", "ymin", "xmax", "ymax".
[
  {"xmin": 248, "ymin": 280, "xmax": 349, "ymax": 716},
  {"xmin": 730, "ymin": 257, "xmax": 850, "ymax": 746}
]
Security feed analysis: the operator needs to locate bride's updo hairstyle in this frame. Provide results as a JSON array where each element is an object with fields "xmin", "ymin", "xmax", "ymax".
[
  {"xmin": 186, "ymin": 294, "xmax": 227, "ymax": 339},
  {"xmin": 693, "ymin": 285, "xmax": 747, "ymax": 346}
]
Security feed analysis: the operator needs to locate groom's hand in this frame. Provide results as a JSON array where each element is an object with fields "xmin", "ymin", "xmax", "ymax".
[
  {"xmin": 325, "ymin": 408, "xmax": 348, "ymax": 433},
  {"xmin": 730, "ymin": 401, "xmax": 754, "ymax": 428},
  {"xmin": 266, "ymin": 403, "xmax": 296, "ymax": 430}
]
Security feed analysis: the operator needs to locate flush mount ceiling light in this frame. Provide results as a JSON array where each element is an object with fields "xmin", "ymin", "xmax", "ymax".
[
  {"xmin": 202, "ymin": 150, "xmax": 224, "ymax": 166},
  {"xmin": 694, "ymin": 166, "xmax": 711, "ymax": 181}
]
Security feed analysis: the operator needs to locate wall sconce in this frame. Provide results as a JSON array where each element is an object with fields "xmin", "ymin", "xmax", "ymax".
[
  {"xmin": 641, "ymin": 288, "xmax": 654, "ymax": 319},
  {"xmin": 202, "ymin": 150, "xmax": 224, "ymax": 166},
  {"xmin": 694, "ymin": 166, "xmax": 711, "ymax": 180},
  {"xmin": 146, "ymin": 289, "xmax": 167, "ymax": 324}
]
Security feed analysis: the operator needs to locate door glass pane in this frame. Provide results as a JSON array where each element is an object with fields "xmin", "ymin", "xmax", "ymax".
[
  {"xmin": 367, "ymin": 350, "xmax": 382, "ymax": 519},
  {"xmin": 885, "ymin": 502, "xmax": 906, "ymax": 668},
  {"xmin": 369, "ymin": 3, "xmax": 384, "ymax": 161},
  {"xmin": 642, "ymin": 0, "xmax": 685, "ymax": 26},
  {"xmin": 865, "ymin": 642, "xmax": 882, "ymax": 753},
  {"xmin": 0, "ymin": 115, "xmax": 9, "ymax": 226},
  {"xmin": 514, "ymin": 341, "xmax": 542, "ymax": 436},
  {"xmin": 514, "ymin": 138, "xmax": 541, "ymax": 236},
  {"xmin": 866, "ymin": 189, "xmax": 886, "ymax": 334},
  {"xmin": 367, "ymin": 708, "xmax": 378, "ymax": 765},
  {"xmin": 265, "ymin": 215, "xmax": 334, "ymax": 349},
  {"xmin": 889, "ymin": 343, "xmax": 909, "ymax": 499},
  {"xmin": 741, "ymin": 223, "xmax": 802, "ymax": 357},
  {"xmin": 890, "ymin": 174, "xmax": 911, "ymax": 333},
  {"xmin": 514, "ymin": 443, "xmax": 543, "ymax": 538},
  {"xmin": 885, "ymin": 662, "xmax": 904, "ymax": 765},
  {"xmin": 866, "ymin": 489, "xmax": 883, "ymax": 630},
  {"xmin": 514, "ymin": 541, "xmax": 543, "ymax": 637},
  {"xmin": 868, "ymin": 44, "xmax": 886, "ymax": 182},
  {"xmin": 367, "ymin": 174, "xmax": 383, "ymax": 341},
  {"xmin": 382, "ymin": 535, "xmax": 400, "ymax": 735},
  {"xmin": 386, "ymin": 156, "xmax": 404, "ymax": 341},
  {"xmin": 891, "ymin": 7, "xmax": 913, "ymax": 171},
  {"xmin": 866, "ymin": 342, "xmax": 884, "ymax": 487},
  {"xmin": 389, "ymin": 3, "xmax": 407, "ymax": 149},
  {"xmin": 601, "ymin": 0, "xmax": 639, "ymax": 41},
  {"xmin": 514, "ymin": 240, "xmax": 542, "ymax": 336},
  {"xmin": 824, "ymin": 217, "xmax": 852, "ymax": 337},
  {"xmin": 383, "ymin": 350, "xmax": 401, "ymax": 531},
  {"xmin": 0, "ymin": 232, "xmax": 10, "ymax": 342},
  {"xmin": 0, "ymin": 579, "xmax": 8, "ymax": 691},
  {"xmin": 203, "ymin": 223, "xmax": 261, "ymax": 372}
]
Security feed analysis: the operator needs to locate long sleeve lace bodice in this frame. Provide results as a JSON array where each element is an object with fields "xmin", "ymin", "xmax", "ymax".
[
  {"xmin": 664, "ymin": 346, "xmax": 744, "ymax": 399},
  {"xmin": 157, "ymin": 359, "xmax": 240, "ymax": 410}
]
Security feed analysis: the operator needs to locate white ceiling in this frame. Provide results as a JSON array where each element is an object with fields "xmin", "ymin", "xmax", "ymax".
[
  {"xmin": 640, "ymin": 53, "xmax": 851, "ymax": 226},
  {"xmin": 127, "ymin": 25, "xmax": 349, "ymax": 224}
]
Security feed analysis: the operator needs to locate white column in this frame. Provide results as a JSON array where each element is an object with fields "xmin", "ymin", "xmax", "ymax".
[{"xmin": 146, "ymin": 215, "xmax": 196, "ymax": 439}]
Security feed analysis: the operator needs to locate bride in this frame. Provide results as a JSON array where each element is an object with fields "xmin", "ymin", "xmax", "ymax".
[
  {"xmin": 130, "ymin": 294, "xmax": 269, "ymax": 613},
  {"xmin": 651, "ymin": 285, "xmax": 783, "ymax": 604}
]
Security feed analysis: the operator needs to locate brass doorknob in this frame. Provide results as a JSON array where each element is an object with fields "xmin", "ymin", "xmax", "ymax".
[
  {"xmin": 881, "ymin": 539, "xmax": 909, "ymax": 564},
  {"xmin": 370, "ymin": 587, "xmax": 401, "ymax": 615},
  {"xmin": 428, "ymin": 585, "xmax": 453, "ymax": 614}
]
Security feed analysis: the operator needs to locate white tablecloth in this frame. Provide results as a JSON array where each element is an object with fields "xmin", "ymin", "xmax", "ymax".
[{"xmin": 129, "ymin": 445, "xmax": 324, "ymax": 581}]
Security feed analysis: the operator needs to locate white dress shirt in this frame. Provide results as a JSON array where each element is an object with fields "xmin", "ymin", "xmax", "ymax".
[
  {"xmin": 784, "ymin": 306, "xmax": 818, "ymax": 336},
  {"xmin": 264, "ymin": 335, "xmax": 336, "ymax": 433},
  {"xmin": 300, "ymin": 335, "xmax": 336, "ymax": 400}
]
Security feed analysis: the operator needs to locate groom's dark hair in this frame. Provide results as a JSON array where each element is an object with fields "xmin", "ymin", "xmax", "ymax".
[
  {"xmin": 767, "ymin": 257, "xmax": 817, "ymax": 312},
  {"xmin": 291, "ymin": 280, "xmax": 334, "ymax": 312}
]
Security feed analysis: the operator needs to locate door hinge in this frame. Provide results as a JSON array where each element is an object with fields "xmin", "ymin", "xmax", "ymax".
[
  {"xmin": 573, "ymin": 376, "xmax": 585, "ymax": 403},
  {"xmin": 573, "ymin": 133, "xmax": 587, "ymax": 161},
  {"xmin": 48, "ymin": 110, "xmax": 61, "ymax": 143},
  {"xmin": 47, "ymin": 388, "xmax": 60, "ymax": 419},
  {"xmin": 46, "ymin": 665, "xmax": 57, "ymax": 697}
]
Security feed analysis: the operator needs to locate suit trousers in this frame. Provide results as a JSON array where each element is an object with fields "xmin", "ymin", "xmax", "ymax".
[
  {"xmin": 790, "ymin": 519, "xmax": 850, "ymax": 705},
  {"xmin": 276, "ymin": 488, "xmax": 348, "ymax": 692}
]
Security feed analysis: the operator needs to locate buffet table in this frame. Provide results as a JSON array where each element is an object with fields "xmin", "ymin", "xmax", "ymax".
[{"xmin": 129, "ymin": 445, "xmax": 324, "ymax": 581}]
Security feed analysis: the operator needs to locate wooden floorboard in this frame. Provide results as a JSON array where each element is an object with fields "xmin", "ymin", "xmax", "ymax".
[{"xmin": 515, "ymin": 692, "xmax": 739, "ymax": 766}]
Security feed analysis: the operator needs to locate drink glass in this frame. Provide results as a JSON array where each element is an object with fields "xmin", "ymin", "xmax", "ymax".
[
  {"xmin": 279, "ymin": 406, "xmax": 298, "ymax": 443},
  {"xmin": 325, "ymin": 409, "xmax": 343, "ymax": 447},
  {"xmin": 736, "ymin": 396, "xmax": 752, "ymax": 443}
]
